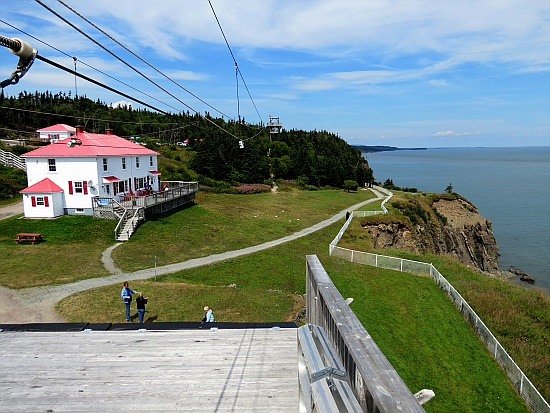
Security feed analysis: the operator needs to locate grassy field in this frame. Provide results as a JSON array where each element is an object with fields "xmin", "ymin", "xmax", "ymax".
[
  {"xmin": 0, "ymin": 189, "xmax": 375, "ymax": 288},
  {"xmin": 3, "ymin": 188, "xmax": 547, "ymax": 411},
  {"xmin": 0, "ymin": 215, "xmax": 114, "ymax": 288},
  {"xmin": 56, "ymin": 219, "xmax": 533, "ymax": 412},
  {"xmin": 111, "ymin": 189, "xmax": 377, "ymax": 272}
]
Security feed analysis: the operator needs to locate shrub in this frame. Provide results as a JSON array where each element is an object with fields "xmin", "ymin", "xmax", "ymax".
[
  {"xmin": 231, "ymin": 184, "xmax": 271, "ymax": 194},
  {"xmin": 391, "ymin": 199, "xmax": 430, "ymax": 225},
  {"xmin": 343, "ymin": 180, "xmax": 358, "ymax": 192}
]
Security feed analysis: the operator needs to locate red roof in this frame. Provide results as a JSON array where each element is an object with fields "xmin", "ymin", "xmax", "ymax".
[
  {"xmin": 22, "ymin": 131, "xmax": 159, "ymax": 158},
  {"xmin": 20, "ymin": 178, "xmax": 64, "ymax": 193},
  {"xmin": 37, "ymin": 124, "xmax": 76, "ymax": 133},
  {"xmin": 148, "ymin": 170, "xmax": 161, "ymax": 175}
]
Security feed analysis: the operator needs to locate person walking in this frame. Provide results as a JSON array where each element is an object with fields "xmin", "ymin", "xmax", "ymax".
[
  {"xmin": 120, "ymin": 282, "xmax": 137, "ymax": 322},
  {"xmin": 136, "ymin": 292, "xmax": 148, "ymax": 324}
]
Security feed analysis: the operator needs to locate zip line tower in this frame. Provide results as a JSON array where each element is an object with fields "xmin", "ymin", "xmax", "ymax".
[{"xmin": 267, "ymin": 115, "xmax": 282, "ymax": 141}]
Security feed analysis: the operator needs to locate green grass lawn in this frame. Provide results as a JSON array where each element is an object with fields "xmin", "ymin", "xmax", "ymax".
[
  {"xmin": 57, "ymin": 220, "xmax": 532, "ymax": 412},
  {"xmin": 0, "ymin": 189, "xmax": 375, "ymax": 288},
  {"xmin": 112, "ymin": 189, "xmax": 376, "ymax": 272},
  {"xmin": 0, "ymin": 215, "xmax": 114, "ymax": 288},
  {"xmin": 2, "ymin": 188, "xmax": 545, "ymax": 412}
]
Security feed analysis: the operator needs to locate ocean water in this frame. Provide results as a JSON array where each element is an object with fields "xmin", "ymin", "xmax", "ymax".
[{"xmin": 364, "ymin": 147, "xmax": 550, "ymax": 292}]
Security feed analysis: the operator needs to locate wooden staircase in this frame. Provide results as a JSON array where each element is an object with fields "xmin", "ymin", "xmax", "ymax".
[{"xmin": 114, "ymin": 207, "xmax": 144, "ymax": 241}]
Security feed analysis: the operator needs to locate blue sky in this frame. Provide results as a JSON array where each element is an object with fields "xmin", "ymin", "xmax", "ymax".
[{"xmin": 1, "ymin": 0, "xmax": 549, "ymax": 147}]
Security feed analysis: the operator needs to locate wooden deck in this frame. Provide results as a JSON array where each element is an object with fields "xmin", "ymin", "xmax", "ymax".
[{"xmin": 0, "ymin": 328, "xmax": 298, "ymax": 412}]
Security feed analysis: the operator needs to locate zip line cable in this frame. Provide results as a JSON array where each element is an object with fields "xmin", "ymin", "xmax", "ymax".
[
  {"xmin": 1, "ymin": 106, "xmax": 195, "ymax": 127},
  {"xmin": 35, "ymin": 0, "xmax": 241, "ymax": 142},
  {"xmin": 208, "ymin": 0, "xmax": 263, "ymax": 141},
  {"xmin": 57, "ymin": 0, "xmax": 264, "ymax": 140},
  {"xmin": 56, "ymin": 0, "xmax": 233, "ymax": 122},
  {"xmin": 35, "ymin": 54, "xmax": 169, "ymax": 115},
  {"xmin": 0, "ymin": 39, "xmax": 252, "ymax": 141},
  {"xmin": 0, "ymin": 19, "xmax": 183, "ymax": 114}
]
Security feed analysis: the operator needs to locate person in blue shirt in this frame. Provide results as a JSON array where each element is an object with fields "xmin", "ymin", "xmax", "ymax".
[
  {"xmin": 121, "ymin": 281, "xmax": 137, "ymax": 322},
  {"xmin": 202, "ymin": 306, "xmax": 215, "ymax": 323}
]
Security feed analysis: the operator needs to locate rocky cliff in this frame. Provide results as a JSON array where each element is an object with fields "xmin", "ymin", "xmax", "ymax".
[{"xmin": 360, "ymin": 196, "xmax": 501, "ymax": 276}]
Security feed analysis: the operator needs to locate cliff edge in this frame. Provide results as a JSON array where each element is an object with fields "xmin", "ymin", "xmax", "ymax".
[{"xmin": 360, "ymin": 195, "xmax": 501, "ymax": 276}]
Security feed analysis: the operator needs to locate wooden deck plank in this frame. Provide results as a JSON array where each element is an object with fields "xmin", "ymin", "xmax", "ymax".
[{"xmin": 0, "ymin": 329, "xmax": 299, "ymax": 412}]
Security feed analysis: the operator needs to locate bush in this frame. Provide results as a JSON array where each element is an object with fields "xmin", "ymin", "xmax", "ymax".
[
  {"xmin": 0, "ymin": 165, "xmax": 27, "ymax": 200},
  {"xmin": 231, "ymin": 184, "xmax": 271, "ymax": 194},
  {"xmin": 343, "ymin": 180, "xmax": 358, "ymax": 192},
  {"xmin": 391, "ymin": 199, "xmax": 430, "ymax": 225}
]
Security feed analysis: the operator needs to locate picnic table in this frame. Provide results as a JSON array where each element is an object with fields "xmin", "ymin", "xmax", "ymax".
[{"xmin": 15, "ymin": 233, "xmax": 44, "ymax": 245}]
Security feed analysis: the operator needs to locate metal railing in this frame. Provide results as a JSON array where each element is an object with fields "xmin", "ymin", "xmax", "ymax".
[
  {"xmin": 329, "ymin": 213, "xmax": 550, "ymax": 413},
  {"xmin": 306, "ymin": 255, "xmax": 427, "ymax": 413},
  {"xmin": 93, "ymin": 182, "xmax": 198, "ymax": 216},
  {"xmin": 114, "ymin": 207, "xmax": 144, "ymax": 241},
  {"xmin": 298, "ymin": 323, "xmax": 363, "ymax": 413},
  {"xmin": 0, "ymin": 148, "xmax": 26, "ymax": 171}
]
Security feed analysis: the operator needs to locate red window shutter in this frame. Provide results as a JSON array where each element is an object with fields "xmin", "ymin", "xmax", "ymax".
[
  {"xmin": 44, "ymin": 196, "xmax": 49, "ymax": 207},
  {"xmin": 31, "ymin": 196, "xmax": 36, "ymax": 207},
  {"xmin": 83, "ymin": 181, "xmax": 88, "ymax": 195},
  {"xmin": 68, "ymin": 181, "xmax": 73, "ymax": 194}
]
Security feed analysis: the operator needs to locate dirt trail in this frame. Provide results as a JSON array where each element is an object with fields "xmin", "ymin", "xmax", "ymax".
[{"xmin": 0, "ymin": 189, "xmax": 387, "ymax": 324}]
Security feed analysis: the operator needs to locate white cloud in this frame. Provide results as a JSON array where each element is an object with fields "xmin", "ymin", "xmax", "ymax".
[
  {"xmin": 165, "ymin": 70, "xmax": 208, "ymax": 82},
  {"xmin": 428, "ymin": 79, "xmax": 449, "ymax": 87},
  {"xmin": 433, "ymin": 130, "xmax": 479, "ymax": 137},
  {"xmin": 110, "ymin": 100, "xmax": 132, "ymax": 108}
]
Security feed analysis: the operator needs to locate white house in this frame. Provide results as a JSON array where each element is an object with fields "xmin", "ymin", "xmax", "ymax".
[
  {"xmin": 36, "ymin": 123, "xmax": 76, "ymax": 143},
  {"xmin": 21, "ymin": 125, "xmax": 161, "ymax": 218}
]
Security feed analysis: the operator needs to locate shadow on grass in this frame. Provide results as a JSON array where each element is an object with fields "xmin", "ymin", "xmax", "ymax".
[{"xmin": 144, "ymin": 201, "xmax": 196, "ymax": 222}]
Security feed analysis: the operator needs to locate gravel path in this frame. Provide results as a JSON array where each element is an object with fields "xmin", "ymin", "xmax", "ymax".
[{"xmin": 0, "ymin": 189, "xmax": 386, "ymax": 323}]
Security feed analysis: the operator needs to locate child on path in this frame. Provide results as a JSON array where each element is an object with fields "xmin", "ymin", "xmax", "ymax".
[{"xmin": 202, "ymin": 306, "xmax": 215, "ymax": 323}]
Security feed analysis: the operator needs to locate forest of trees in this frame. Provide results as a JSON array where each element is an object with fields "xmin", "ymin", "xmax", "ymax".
[{"xmin": 0, "ymin": 91, "xmax": 374, "ymax": 191}]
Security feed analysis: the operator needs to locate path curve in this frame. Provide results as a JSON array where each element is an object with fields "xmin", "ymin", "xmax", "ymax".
[{"xmin": 2, "ymin": 189, "xmax": 385, "ymax": 322}]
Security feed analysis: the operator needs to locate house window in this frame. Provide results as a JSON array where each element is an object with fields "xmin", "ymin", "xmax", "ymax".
[
  {"xmin": 48, "ymin": 159, "xmax": 56, "ymax": 172},
  {"xmin": 103, "ymin": 158, "xmax": 108, "ymax": 172},
  {"xmin": 115, "ymin": 181, "xmax": 126, "ymax": 195},
  {"xmin": 136, "ymin": 157, "xmax": 140, "ymax": 168},
  {"xmin": 75, "ymin": 208, "xmax": 84, "ymax": 214},
  {"xmin": 122, "ymin": 157, "xmax": 126, "ymax": 170},
  {"xmin": 68, "ymin": 181, "xmax": 88, "ymax": 195},
  {"xmin": 36, "ymin": 197, "xmax": 44, "ymax": 206},
  {"xmin": 149, "ymin": 156, "xmax": 153, "ymax": 167},
  {"xmin": 136, "ymin": 177, "xmax": 146, "ymax": 189}
]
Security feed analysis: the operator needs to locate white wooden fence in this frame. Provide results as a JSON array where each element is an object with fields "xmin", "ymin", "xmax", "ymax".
[
  {"xmin": 0, "ymin": 149, "xmax": 26, "ymax": 171},
  {"xmin": 305, "ymin": 255, "xmax": 428, "ymax": 413},
  {"xmin": 329, "ymin": 206, "xmax": 550, "ymax": 413}
]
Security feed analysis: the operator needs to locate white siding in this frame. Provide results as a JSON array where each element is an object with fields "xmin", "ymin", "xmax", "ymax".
[
  {"xmin": 24, "ymin": 153, "xmax": 158, "ymax": 217},
  {"xmin": 22, "ymin": 192, "xmax": 63, "ymax": 218}
]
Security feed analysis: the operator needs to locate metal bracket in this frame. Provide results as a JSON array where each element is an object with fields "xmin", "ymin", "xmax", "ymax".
[
  {"xmin": 1, "ymin": 36, "xmax": 37, "ymax": 89},
  {"xmin": 1, "ymin": 50, "xmax": 37, "ymax": 89},
  {"xmin": 311, "ymin": 366, "xmax": 347, "ymax": 383}
]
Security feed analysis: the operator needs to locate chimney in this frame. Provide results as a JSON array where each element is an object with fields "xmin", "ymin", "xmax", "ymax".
[
  {"xmin": 75, "ymin": 125, "xmax": 84, "ymax": 135},
  {"xmin": 105, "ymin": 128, "xmax": 113, "ymax": 135}
]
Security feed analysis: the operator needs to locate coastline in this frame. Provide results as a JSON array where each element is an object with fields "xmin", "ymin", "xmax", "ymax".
[{"xmin": 364, "ymin": 146, "xmax": 550, "ymax": 294}]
